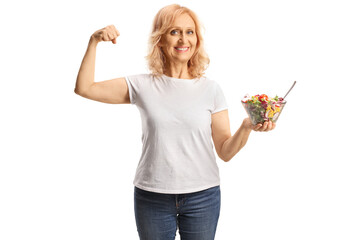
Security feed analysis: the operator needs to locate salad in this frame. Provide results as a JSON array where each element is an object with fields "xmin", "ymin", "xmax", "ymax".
[{"xmin": 241, "ymin": 94, "xmax": 286, "ymax": 125}]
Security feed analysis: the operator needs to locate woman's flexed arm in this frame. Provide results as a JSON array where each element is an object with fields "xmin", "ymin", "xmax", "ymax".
[{"xmin": 74, "ymin": 25, "xmax": 130, "ymax": 104}]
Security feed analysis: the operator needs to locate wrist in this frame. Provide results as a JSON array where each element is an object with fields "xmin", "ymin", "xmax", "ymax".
[
  {"xmin": 242, "ymin": 118, "xmax": 253, "ymax": 132},
  {"xmin": 89, "ymin": 36, "xmax": 99, "ymax": 46}
]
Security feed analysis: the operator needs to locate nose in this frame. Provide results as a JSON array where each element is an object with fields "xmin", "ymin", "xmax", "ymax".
[{"xmin": 178, "ymin": 32, "xmax": 186, "ymax": 43}]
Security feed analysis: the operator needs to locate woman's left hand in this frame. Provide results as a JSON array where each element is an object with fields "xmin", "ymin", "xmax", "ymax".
[{"xmin": 243, "ymin": 118, "xmax": 276, "ymax": 132}]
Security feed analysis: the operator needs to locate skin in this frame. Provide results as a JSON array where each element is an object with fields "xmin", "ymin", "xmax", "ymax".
[{"xmin": 158, "ymin": 13, "xmax": 197, "ymax": 79}]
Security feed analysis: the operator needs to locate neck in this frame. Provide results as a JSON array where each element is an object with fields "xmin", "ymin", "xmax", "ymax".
[{"xmin": 164, "ymin": 61, "xmax": 192, "ymax": 79}]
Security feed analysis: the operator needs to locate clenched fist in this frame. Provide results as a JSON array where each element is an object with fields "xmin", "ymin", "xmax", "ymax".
[{"xmin": 91, "ymin": 25, "xmax": 120, "ymax": 44}]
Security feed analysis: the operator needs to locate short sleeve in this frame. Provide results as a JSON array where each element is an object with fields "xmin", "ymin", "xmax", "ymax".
[
  {"xmin": 125, "ymin": 74, "xmax": 147, "ymax": 105},
  {"xmin": 212, "ymin": 82, "xmax": 228, "ymax": 114}
]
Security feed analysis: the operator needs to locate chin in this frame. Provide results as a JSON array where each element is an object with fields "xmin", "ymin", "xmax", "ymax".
[{"xmin": 172, "ymin": 57, "xmax": 191, "ymax": 63}]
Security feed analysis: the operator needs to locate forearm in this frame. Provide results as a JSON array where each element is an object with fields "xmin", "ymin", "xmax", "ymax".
[
  {"xmin": 74, "ymin": 37, "xmax": 98, "ymax": 94},
  {"xmin": 220, "ymin": 120, "xmax": 252, "ymax": 162}
]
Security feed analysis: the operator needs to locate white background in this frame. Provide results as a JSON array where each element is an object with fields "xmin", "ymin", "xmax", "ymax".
[{"xmin": 1, "ymin": 0, "xmax": 359, "ymax": 239}]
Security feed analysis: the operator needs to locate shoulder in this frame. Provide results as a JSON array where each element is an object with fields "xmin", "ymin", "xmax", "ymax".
[
  {"xmin": 126, "ymin": 73, "xmax": 153, "ymax": 80},
  {"xmin": 198, "ymin": 75, "xmax": 215, "ymax": 85},
  {"xmin": 125, "ymin": 74, "xmax": 155, "ymax": 86},
  {"xmin": 201, "ymin": 75, "xmax": 220, "ymax": 84},
  {"xmin": 201, "ymin": 76, "xmax": 222, "ymax": 90}
]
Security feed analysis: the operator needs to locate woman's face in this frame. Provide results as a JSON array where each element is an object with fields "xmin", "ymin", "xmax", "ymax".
[{"xmin": 159, "ymin": 13, "xmax": 198, "ymax": 65}]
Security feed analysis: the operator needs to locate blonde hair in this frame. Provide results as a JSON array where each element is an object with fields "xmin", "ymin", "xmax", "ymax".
[{"xmin": 146, "ymin": 4, "xmax": 210, "ymax": 78}]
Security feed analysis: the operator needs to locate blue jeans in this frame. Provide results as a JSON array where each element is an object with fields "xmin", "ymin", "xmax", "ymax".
[{"xmin": 134, "ymin": 186, "xmax": 221, "ymax": 240}]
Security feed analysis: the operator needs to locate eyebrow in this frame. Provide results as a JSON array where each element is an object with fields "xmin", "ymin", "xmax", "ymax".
[{"xmin": 170, "ymin": 26, "xmax": 195, "ymax": 29}]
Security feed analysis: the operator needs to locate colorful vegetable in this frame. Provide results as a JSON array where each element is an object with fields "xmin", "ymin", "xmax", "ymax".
[{"xmin": 242, "ymin": 94, "xmax": 286, "ymax": 125}]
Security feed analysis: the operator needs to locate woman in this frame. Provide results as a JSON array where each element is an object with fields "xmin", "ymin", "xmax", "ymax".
[{"xmin": 75, "ymin": 4, "xmax": 275, "ymax": 240}]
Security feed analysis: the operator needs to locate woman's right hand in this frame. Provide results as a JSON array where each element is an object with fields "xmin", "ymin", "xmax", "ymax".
[{"xmin": 91, "ymin": 25, "xmax": 120, "ymax": 44}]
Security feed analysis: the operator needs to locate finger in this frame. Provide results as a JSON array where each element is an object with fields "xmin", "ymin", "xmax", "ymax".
[
  {"xmin": 107, "ymin": 32, "xmax": 114, "ymax": 40},
  {"xmin": 260, "ymin": 121, "xmax": 268, "ymax": 131},
  {"xmin": 108, "ymin": 25, "xmax": 116, "ymax": 34},
  {"xmin": 107, "ymin": 32, "xmax": 115, "ymax": 42},
  {"xmin": 110, "ymin": 32, "xmax": 116, "ymax": 41},
  {"xmin": 254, "ymin": 123, "xmax": 262, "ymax": 131},
  {"xmin": 112, "ymin": 38, "xmax": 117, "ymax": 44},
  {"xmin": 102, "ymin": 31, "xmax": 109, "ymax": 41},
  {"xmin": 272, "ymin": 122, "xmax": 276, "ymax": 130},
  {"xmin": 266, "ymin": 121, "xmax": 272, "ymax": 131}
]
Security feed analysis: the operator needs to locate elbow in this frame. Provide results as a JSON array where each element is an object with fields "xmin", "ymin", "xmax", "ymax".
[
  {"xmin": 74, "ymin": 87, "xmax": 85, "ymax": 96},
  {"xmin": 74, "ymin": 88, "xmax": 79, "ymax": 95},
  {"xmin": 220, "ymin": 146, "xmax": 241, "ymax": 162},
  {"xmin": 219, "ymin": 139, "xmax": 233, "ymax": 162},
  {"xmin": 219, "ymin": 152, "xmax": 232, "ymax": 162},
  {"xmin": 74, "ymin": 83, "xmax": 93, "ymax": 97},
  {"xmin": 221, "ymin": 156, "xmax": 232, "ymax": 162}
]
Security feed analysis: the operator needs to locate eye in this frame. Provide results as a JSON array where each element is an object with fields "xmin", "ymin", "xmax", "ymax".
[
  {"xmin": 187, "ymin": 30, "xmax": 194, "ymax": 35},
  {"xmin": 170, "ymin": 30, "xmax": 178, "ymax": 35}
]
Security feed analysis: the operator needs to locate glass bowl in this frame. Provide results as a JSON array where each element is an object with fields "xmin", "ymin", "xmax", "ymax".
[{"xmin": 242, "ymin": 99, "xmax": 286, "ymax": 125}]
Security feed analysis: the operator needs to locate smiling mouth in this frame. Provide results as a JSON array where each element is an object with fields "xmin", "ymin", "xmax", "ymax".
[{"xmin": 174, "ymin": 47, "xmax": 189, "ymax": 52}]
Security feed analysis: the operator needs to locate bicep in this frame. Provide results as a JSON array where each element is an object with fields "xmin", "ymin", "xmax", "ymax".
[
  {"xmin": 80, "ymin": 77, "xmax": 131, "ymax": 104},
  {"xmin": 211, "ymin": 109, "xmax": 231, "ymax": 160}
]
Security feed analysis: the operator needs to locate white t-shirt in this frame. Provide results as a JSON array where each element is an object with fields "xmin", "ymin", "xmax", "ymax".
[{"xmin": 125, "ymin": 74, "xmax": 228, "ymax": 194}]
